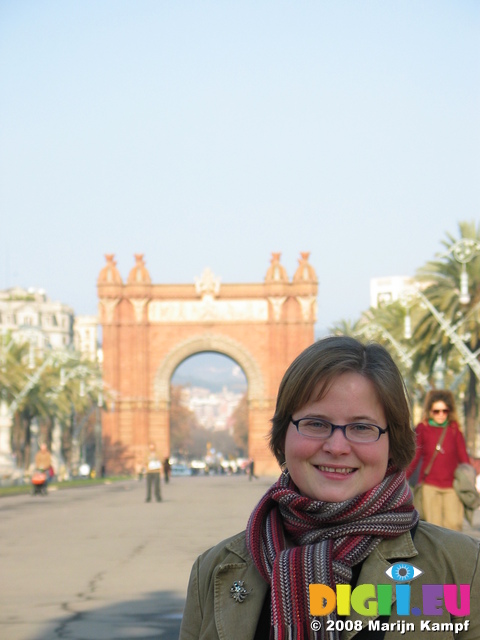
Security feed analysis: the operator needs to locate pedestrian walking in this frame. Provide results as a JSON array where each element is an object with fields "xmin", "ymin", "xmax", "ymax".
[
  {"xmin": 407, "ymin": 389, "xmax": 470, "ymax": 530},
  {"xmin": 163, "ymin": 457, "xmax": 171, "ymax": 483},
  {"xmin": 145, "ymin": 443, "xmax": 162, "ymax": 502},
  {"xmin": 34, "ymin": 442, "xmax": 53, "ymax": 476}
]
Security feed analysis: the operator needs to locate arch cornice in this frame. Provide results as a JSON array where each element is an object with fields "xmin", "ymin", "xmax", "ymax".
[{"xmin": 153, "ymin": 332, "xmax": 265, "ymax": 404}]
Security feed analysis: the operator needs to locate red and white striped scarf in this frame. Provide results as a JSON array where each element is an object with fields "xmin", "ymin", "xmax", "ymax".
[{"xmin": 246, "ymin": 467, "xmax": 419, "ymax": 640}]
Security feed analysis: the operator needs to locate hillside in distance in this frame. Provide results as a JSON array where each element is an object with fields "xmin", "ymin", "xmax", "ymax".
[{"xmin": 171, "ymin": 352, "xmax": 248, "ymax": 394}]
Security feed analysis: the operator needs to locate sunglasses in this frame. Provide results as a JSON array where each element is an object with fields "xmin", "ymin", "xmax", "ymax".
[{"xmin": 431, "ymin": 409, "xmax": 449, "ymax": 415}]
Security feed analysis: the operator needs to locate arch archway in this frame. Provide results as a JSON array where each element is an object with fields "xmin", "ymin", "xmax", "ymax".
[
  {"xmin": 155, "ymin": 334, "xmax": 262, "ymax": 464},
  {"xmin": 153, "ymin": 333, "xmax": 264, "ymax": 405},
  {"xmin": 98, "ymin": 253, "xmax": 317, "ymax": 474}
]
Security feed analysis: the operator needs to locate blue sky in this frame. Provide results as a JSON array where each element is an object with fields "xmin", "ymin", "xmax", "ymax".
[{"xmin": 1, "ymin": 1, "xmax": 479, "ymax": 335}]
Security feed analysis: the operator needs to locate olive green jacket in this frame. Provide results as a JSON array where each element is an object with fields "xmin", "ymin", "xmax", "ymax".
[{"xmin": 179, "ymin": 521, "xmax": 480, "ymax": 640}]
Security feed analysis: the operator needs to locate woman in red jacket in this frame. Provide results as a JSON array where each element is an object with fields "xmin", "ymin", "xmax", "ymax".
[{"xmin": 407, "ymin": 389, "xmax": 470, "ymax": 530}]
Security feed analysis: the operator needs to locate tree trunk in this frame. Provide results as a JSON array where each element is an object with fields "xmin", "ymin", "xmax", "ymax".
[
  {"xmin": 464, "ymin": 368, "xmax": 478, "ymax": 455},
  {"xmin": 23, "ymin": 416, "xmax": 32, "ymax": 469}
]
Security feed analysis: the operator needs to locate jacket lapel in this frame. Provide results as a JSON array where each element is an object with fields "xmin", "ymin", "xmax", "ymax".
[{"xmin": 213, "ymin": 536, "xmax": 269, "ymax": 640}]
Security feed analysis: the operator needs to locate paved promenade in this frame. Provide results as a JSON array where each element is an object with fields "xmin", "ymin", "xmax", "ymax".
[
  {"xmin": 1, "ymin": 475, "xmax": 479, "ymax": 640},
  {"xmin": 0, "ymin": 474, "xmax": 274, "ymax": 640}
]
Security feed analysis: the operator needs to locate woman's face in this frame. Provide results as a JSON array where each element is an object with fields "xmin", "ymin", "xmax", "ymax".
[
  {"xmin": 429, "ymin": 401, "xmax": 450, "ymax": 424},
  {"xmin": 284, "ymin": 372, "xmax": 390, "ymax": 502}
]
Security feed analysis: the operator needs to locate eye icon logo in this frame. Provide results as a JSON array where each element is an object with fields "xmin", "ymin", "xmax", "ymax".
[{"xmin": 385, "ymin": 563, "xmax": 423, "ymax": 582}]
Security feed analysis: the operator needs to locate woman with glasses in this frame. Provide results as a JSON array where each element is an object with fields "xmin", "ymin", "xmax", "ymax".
[
  {"xmin": 180, "ymin": 336, "xmax": 479, "ymax": 640},
  {"xmin": 407, "ymin": 389, "xmax": 470, "ymax": 531}
]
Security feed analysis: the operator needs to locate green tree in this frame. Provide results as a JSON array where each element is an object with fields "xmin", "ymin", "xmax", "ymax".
[
  {"xmin": 169, "ymin": 384, "xmax": 197, "ymax": 454},
  {"xmin": 231, "ymin": 392, "xmax": 248, "ymax": 455},
  {"xmin": 329, "ymin": 318, "xmax": 362, "ymax": 337},
  {"xmin": 47, "ymin": 356, "xmax": 104, "ymax": 472},
  {"xmin": 0, "ymin": 335, "xmax": 103, "ymax": 470},
  {"xmin": 1, "ymin": 340, "xmax": 54, "ymax": 467}
]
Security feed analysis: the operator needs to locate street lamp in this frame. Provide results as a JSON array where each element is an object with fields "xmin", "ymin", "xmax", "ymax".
[
  {"xmin": 433, "ymin": 355, "xmax": 446, "ymax": 389},
  {"xmin": 404, "ymin": 314, "xmax": 412, "ymax": 341},
  {"xmin": 440, "ymin": 238, "xmax": 480, "ymax": 305}
]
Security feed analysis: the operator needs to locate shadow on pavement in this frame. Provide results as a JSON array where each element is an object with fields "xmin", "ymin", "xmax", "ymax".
[{"xmin": 30, "ymin": 590, "xmax": 184, "ymax": 640}]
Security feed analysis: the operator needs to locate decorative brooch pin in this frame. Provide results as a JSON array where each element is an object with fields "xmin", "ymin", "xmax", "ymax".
[{"xmin": 230, "ymin": 580, "xmax": 250, "ymax": 603}]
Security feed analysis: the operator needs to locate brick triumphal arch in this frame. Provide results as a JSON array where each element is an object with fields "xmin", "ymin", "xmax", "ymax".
[{"xmin": 97, "ymin": 252, "xmax": 318, "ymax": 475}]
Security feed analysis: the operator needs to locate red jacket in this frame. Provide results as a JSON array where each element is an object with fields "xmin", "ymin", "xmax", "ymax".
[{"xmin": 407, "ymin": 421, "xmax": 470, "ymax": 488}]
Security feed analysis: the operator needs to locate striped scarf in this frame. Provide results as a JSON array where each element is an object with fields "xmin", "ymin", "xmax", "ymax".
[{"xmin": 246, "ymin": 467, "xmax": 419, "ymax": 640}]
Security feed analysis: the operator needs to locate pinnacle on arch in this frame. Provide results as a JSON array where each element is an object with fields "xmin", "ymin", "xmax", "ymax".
[
  {"xmin": 195, "ymin": 267, "xmax": 221, "ymax": 297},
  {"xmin": 98, "ymin": 254, "xmax": 123, "ymax": 284},
  {"xmin": 265, "ymin": 253, "xmax": 289, "ymax": 282},
  {"xmin": 128, "ymin": 254, "xmax": 151, "ymax": 284},
  {"xmin": 293, "ymin": 252, "xmax": 317, "ymax": 282}
]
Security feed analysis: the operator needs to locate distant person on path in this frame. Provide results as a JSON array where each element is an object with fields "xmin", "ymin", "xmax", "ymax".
[
  {"xmin": 407, "ymin": 389, "xmax": 470, "ymax": 530},
  {"xmin": 179, "ymin": 336, "xmax": 480, "ymax": 639},
  {"xmin": 34, "ymin": 442, "xmax": 53, "ymax": 480},
  {"xmin": 145, "ymin": 443, "xmax": 162, "ymax": 502},
  {"xmin": 163, "ymin": 457, "xmax": 171, "ymax": 483},
  {"xmin": 247, "ymin": 458, "xmax": 257, "ymax": 481}
]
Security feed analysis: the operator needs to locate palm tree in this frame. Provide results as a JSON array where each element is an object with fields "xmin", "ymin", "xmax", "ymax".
[
  {"xmin": 412, "ymin": 221, "xmax": 480, "ymax": 452},
  {"xmin": 328, "ymin": 319, "xmax": 363, "ymax": 338},
  {"xmin": 42, "ymin": 355, "xmax": 104, "ymax": 473},
  {"xmin": 1, "ymin": 336, "xmax": 104, "ymax": 470},
  {"xmin": 0, "ymin": 339, "xmax": 52, "ymax": 467}
]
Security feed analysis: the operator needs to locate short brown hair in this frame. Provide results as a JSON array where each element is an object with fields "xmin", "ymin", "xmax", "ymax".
[
  {"xmin": 422, "ymin": 389, "xmax": 459, "ymax": 424},
  {"xmin": 269, "ymin": 336, "xmax": 415, "ymax": 470}
]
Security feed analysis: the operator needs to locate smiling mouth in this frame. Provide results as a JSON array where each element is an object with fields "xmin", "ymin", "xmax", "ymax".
[{"xmin": 316, "ymin": 466, "xmax": 356, "ymax": 475}]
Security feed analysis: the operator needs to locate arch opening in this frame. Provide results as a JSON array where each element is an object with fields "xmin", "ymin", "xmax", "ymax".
[
  {"xmin": 153, "ymin": 333, "xmax": 265, "ymax": 475},
  {"xmin": 170, "ymin": 352, "xmax": 248, "ymax": 472},
  {"xmin": 153, "ymin": 332, "xmax": 265, "ymax": 404}
]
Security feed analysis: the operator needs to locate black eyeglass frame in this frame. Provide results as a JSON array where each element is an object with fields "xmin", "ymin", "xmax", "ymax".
[{"xmin": 289, "ymin": 416, "xmax": 388, "ymax": 443}]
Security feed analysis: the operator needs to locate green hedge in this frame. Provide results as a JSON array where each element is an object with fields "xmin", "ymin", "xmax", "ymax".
[{"xmin": 0, "ymin": 475, "xmax": 133, "ymax": 497}]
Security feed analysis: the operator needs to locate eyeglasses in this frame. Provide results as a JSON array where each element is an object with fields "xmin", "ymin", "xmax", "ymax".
[
  {"xmin": 290, "ymin": 417, "xmax": 388, "ymax": 443},
  {"xmin": 431, "ymin": 409, "xmax": 449, "ymax": 415}
]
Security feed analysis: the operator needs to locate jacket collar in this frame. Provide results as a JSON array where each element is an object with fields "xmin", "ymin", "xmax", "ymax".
[
  {"xmin": 375, "ymin": 528, "xmax": 418, "ymax": 561},
  {"xmin": 225, "ymin": 531, "xmax": 253, "ymax": 561}
]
